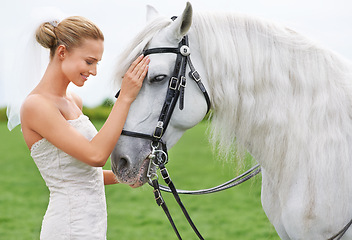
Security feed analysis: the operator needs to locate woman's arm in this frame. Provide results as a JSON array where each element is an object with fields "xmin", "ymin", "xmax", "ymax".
[
  {"xmin": 103, "ymin": 170, "xmax": 118, "ymax": 185},
  {"xmin": 21, "ymin": 55, "xmax": 149, "ymax": 167}
]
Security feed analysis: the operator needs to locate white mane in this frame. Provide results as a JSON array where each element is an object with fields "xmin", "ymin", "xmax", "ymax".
[{"xmin": 192, "ymin": 11, "xmax": 352, "ymax": 194}]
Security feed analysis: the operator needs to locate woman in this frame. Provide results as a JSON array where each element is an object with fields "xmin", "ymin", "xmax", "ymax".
[{"xmin": 19, "ymin": 16, "xmax": 149, "ymax": 239}]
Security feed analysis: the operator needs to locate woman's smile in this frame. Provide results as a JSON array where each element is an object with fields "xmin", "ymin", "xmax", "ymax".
[{"xmin": 81, "ymin": 73, "xmax": 89, "ymax": 81}]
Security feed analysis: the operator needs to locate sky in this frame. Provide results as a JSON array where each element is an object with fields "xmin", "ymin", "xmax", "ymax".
[{"xmin": 1, "ymin": 0, "xmax": 352, "ymax": 107}]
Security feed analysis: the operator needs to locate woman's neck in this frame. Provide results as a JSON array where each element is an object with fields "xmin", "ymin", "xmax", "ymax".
[{"xmin": 37, "ymin": 59, "xmax": 70, "ymax": 98}]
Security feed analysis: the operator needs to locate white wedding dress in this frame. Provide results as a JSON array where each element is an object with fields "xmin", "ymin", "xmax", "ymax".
[{"xmin": 30, "ymin": 115, "xmax": 107, "ymax": 240}]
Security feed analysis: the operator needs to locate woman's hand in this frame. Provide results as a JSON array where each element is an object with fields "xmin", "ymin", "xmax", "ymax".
[{"xmin": 119, "ymin": 55, "xmax": 150, "ymax": 103}]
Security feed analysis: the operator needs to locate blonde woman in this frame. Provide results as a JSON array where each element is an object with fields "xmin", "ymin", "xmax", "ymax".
[{"xmin": 19, "ymin": 16, "xmax": 149, "ymax": 239}]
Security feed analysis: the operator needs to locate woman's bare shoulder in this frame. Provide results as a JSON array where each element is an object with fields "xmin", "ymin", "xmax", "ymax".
[
  {"xmin": 21, "ymin": 94, "xmax": 58, "ymax": 124},
  {"xmin": 22, "ymin": 94, "xmax": 52, "ymax": 112}
]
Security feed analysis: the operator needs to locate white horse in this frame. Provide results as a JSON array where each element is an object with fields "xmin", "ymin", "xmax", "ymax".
[{"xmin": 111, "ymin": 2, "xmax": 352, "ymax": 239}]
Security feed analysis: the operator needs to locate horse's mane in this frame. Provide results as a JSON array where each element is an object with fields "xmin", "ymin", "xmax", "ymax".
[{"xmin": 192, "ymin": 11, "xmax": 352, "ymax": 189}]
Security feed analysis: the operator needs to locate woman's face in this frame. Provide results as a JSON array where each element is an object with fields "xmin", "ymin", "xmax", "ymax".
[{"xmin": 61, "ymin": 39, "xmax": 104, "ymax": 87}]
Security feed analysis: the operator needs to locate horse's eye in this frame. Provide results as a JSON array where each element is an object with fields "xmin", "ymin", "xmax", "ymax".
[{"xmin": 152, "ymin": 75, "xmax": 167, "ymax": 82}]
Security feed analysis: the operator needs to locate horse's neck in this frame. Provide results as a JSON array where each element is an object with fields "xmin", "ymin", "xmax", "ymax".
[{"xmin": 192, "ymin": 12, "xmax": 352, "ymax": 182}]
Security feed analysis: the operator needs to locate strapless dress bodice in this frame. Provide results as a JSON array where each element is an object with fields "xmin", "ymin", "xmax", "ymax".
[{"xmin": 30, "ymin": 115, "xmax": 107, "ymax": 240}]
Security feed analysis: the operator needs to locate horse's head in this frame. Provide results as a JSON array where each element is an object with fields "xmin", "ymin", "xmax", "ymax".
[{"xmin": 111, "ymin": 2, "xmax": 210, "ymax": 187}]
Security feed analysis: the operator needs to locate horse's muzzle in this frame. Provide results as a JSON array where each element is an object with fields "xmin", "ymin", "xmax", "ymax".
[{"xmin": 111, "ymin": 153, "xmax": 150, "ymax": 187}]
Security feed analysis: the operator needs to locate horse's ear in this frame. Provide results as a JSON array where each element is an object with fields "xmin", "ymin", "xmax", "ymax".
[
  {"xmin": 146, "ymin": 5, "xmax": 159, "ymax": 22},
  {"xmin": 169, "ymin": 2, "xmax": 193, "ymax": 41}
]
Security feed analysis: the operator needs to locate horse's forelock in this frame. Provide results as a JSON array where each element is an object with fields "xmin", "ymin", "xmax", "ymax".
[{"xmin": 114, "ymin": 16, "xmax": 172, "ymax": 87}]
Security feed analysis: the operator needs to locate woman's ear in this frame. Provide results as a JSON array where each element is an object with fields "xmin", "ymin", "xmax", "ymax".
[{"xmin": 56, "ymin": 45, "xmax": 67, "ymax": 60}]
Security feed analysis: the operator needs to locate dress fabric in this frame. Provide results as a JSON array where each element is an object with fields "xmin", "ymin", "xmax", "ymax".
[{"xmin": 30, "ymin": 115, "xmax": 107, "ymax": 240}]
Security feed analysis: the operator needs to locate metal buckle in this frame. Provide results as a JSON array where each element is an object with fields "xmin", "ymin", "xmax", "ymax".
[
  {"xmin": 179, "ymin": 76, "xmax": 186, "ymax": 89},
  {"xmin": 191, "ymin": 70, "xmax": 201, "ymax": 82},
  {"xmin": 153, "ymin": 189, "xmax": 162, "ymax": 201},
  {"xmin": 160, "ymin": 168, "xmax": 170, "ymax": 180},
  {"xmin": 153, "ymin": 121, "xmax": 164, "ymax": 139},
  {"xmin": 169, "ymin": 77, "xmax": 178, "ymax": 90}
]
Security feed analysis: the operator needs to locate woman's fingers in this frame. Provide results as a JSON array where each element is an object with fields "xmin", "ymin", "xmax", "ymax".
[
  {"xmin": 125, "ymin": 55, "xmax": 149, "ymax": 79},
  {"xmin": 127, "ymin": 54, "xmax": 144, "ymax": 73},
  {"xmin": 136, "ymin": 57, "xmax": 149, "ymax": 79},
  {"xmin": 132, "ymin": 55, "xmax": 149, "ymax": 75},
  {"xmin": 119, "ymin": 55, "xmax": 150, "ymax": 102}
]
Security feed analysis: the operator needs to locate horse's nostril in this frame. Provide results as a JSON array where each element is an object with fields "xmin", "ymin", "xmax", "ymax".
[{"xmin": 117, "ymin": 157, "xmax": 130, "ymax": 170}]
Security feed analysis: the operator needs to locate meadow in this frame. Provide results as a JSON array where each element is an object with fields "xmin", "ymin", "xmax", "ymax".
[{"xmin": 0, "ymin": 119, "xmax": 280, "ymax": 239}]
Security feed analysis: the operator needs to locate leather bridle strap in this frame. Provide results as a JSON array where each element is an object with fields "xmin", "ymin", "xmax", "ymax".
[
  {"xmin": 121, "ymin": 130, "xmax": 159, "ymax": 142},
  {"xmin": 144, "ymin": 39, "xmax": 211, "ymax": 114},
  {"xmin": 158, "ymin": 163, "xmax": 204, "ymax": 240},
  {"xmin": 144, "ymin": 36, "xmax": 191, "ymax": 141},
  {"xmin": 187, "ymin": 55, "xmax": 211, "ymax": 113},
  {"xmin": 143, "ymin": 36, "xmax": 205, "ymax": 239},
  {"xmin": 115, "ymin": 30, "xmax": 210, "ymax": 240},
  {"xmin": 151, "ymin": 179, "xmax": 182, "ymax": 239},
  {"xmin": 144, "ymin": 47, "xmax": 179, "ymax": 55}
]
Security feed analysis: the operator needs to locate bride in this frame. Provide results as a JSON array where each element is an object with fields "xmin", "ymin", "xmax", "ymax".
[{"xmin": 15, "ymin": 16, "xmax": 149, "ymax": 239}]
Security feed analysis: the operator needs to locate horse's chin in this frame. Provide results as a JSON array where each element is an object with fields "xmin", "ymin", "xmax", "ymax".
[{"xmin": 114, "ymin": 158, "xmax": 150, "ymax": 188}]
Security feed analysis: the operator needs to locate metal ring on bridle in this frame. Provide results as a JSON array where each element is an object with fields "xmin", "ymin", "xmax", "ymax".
[
  {"xmin": 153, "ymin": 150, "xmax": 168, "ymax": 165},
  {"xmin": 149, "ymin": 173, "xmax": 158, "ymax": 181},
  {"xmin": 147, "ymin": 173, "xmax": 159, "ymax": 185},
  {"xmin": 151, "ymin": 141, "xmax": 160, "ymax": 149}
]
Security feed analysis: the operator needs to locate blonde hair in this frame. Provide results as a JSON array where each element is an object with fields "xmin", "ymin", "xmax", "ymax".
[{"xmin": 35, "ymin": 16, "xmax": 104, "ymax": 58}]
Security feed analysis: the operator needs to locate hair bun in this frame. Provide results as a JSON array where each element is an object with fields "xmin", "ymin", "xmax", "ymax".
[
  {"xmin": 34, "ymin": 16, "xmax": 103, "ymax": 58},
  {"xmin": 35, "ymin": 22, "xmax": 58, "ymax": 49}
]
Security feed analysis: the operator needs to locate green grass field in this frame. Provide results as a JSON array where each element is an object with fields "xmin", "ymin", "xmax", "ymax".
[{"xmin": 0, "ymin": 120, "xmax": 280, "ymax": 239}]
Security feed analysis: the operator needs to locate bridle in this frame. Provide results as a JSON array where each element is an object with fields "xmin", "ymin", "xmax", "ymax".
[
  {"xmin": 114, "ymin": 18, "xmax": 261, "ymax": 239},
  {"xmin": 118, "ymin": 34, "xmax": 211, "ymax": 154},
  {"xmin": 116, "ymin": 32, "xmax": 211, "ymax": 239}
]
